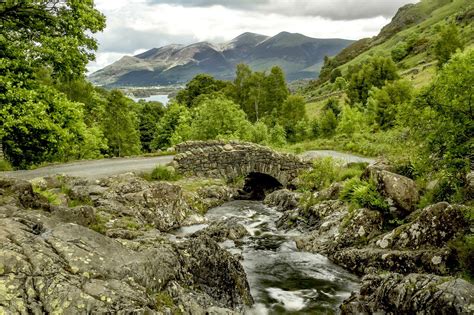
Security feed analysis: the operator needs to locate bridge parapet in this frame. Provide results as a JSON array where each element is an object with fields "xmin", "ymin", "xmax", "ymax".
[{"xmin": 173, "ymin": 141, "xmax": 311, "ymax": 186}]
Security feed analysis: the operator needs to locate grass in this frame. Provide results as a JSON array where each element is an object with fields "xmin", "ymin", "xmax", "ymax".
[
  {"xmin": 296, "ymin": 157, "xmax": 366, "ymax": 192},
  {"xmin": 142, "ymin": 165, "xmax": 181, "ymax": 182},
  {"xmin": 0, "ymin": 159, "xmax": 13, "ymax": 171}
]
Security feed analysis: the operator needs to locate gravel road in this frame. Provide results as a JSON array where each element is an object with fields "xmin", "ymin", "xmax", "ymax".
[{"xmin": 1, "ymin": 150, "xmax": 374, "ymax": 180}]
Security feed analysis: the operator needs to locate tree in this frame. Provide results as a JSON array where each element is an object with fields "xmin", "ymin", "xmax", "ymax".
[
  {"xmin": 336, "ymin": 105, "xmax": 369, "ymax": 136},
  {"xmin": 1, "ymin": 0, "xmax": 106, "ymax": 167},
  {"xmin": 264, "ymin": 66, "xmax": 289, "ymax": 116},
  {"xmin": 102, "ymin": 91, "xmax": 141, "ymax": 157},
  {"xmin": 346, "ymin": 56, "xmax": 399, "ymax": 105},
  {"xmin": 137, "ymin": 101, "xmax": 165, "ymax": 152},
  {"xmin": 319, "ymin": 109, "xmax": 338, "ymax": 137},
  {"xmin": 269, "ymin": 124, "xmax": 287, "ymax": 147},
  {"xmin": 279, "ymin": 95, "xmax": 307, "ymax": 141},
  {"xmin": 323, "ymin": 98, "xmax": 341, "ymax": 117},
  {"xmin": 183, "ymin": 96, "xmax": 252, "ymax": 141},
  {"xmin": 367, "ymin": 80, "xmax": 413, "ymax": 129},
  {"xmin": 152, "ymin": 103, "xmax": 189, "ymax": 149},
  {"xmin": 434, "ymin": 24, "xmax": 464, "ymax": 68},
  {"xmin": 175, "ymin": 74, "xmax": 230, "ymax": 107}
]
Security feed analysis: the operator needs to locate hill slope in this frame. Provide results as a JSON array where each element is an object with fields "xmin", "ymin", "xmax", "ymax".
[
  {"xmin": 89, "ymin": 32, "xmax": 354, "ymax": 87},
  {"xmin": 313, "ymin": 0, "xmax": 473, "ymax": 89}
]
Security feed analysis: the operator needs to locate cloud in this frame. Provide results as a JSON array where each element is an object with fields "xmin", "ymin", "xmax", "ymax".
[
  {"xmin": 146, "ymin": 0, "xmax": 418, "ymax": 20},
  {"xmin": 87, "ymin": 0, "xmax": 417, "ymax": 73}
]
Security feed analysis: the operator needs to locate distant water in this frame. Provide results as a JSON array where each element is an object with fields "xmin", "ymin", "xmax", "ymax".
[{"xmin": 131, "ymin": 94, "xmax": 169, "ymax": 105}]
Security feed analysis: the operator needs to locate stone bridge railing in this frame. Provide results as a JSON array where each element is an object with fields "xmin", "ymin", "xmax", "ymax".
[{"xmin": 173, "ymin": 140, "xmax": 311, "ymax": 186}]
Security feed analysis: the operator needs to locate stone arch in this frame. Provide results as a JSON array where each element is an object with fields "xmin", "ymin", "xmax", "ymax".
[{"xmin": 173, "ymin": 141, "xmax": 312, "ymax": 191}]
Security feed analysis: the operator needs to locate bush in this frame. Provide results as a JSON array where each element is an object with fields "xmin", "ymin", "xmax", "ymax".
[
  {"xmin": 297, "ymin": 157, "xmax": 341, "ymax": 191},
  {"xmin": 269, "ymin": 123, "xmax": 287, "ymax": 147},
  {"xmin": 340, "ymin": 178, "xmax": 389, "ymax": 211},
  {"xmin": 147, "ymin": 166, "xmax": 180, "ymax": 181},
  {"xmin": 0, "ymin": 159, "xmax": 13, "ymax": 171}
]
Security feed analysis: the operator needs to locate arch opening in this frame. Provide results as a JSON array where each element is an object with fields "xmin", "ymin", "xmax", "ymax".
[{"xmin": 238, "ymin": 172, "xmax": 283, "ymax": 200}]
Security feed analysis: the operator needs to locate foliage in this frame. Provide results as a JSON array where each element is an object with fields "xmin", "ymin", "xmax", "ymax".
[
  {"xmin": 346, "ymin": 56, "xmax": 399, "ymax": 105},
  {"xmin": 0, "ymin": 159, "xmax": 13, "ymax": 171},
  {"xmin": 323, "ymin": 98, "xmax": 341, "ymax": 117},
  {"xmin": 367, "ymin": 80, "xmax": 413, "ymax": 129},
  {"xmin": 269, "ymin": 124, "xmax": 287, "ymax": 147},
  {"xmin": 340, "ymin": 178, "xmax": 389, "ymax": 211},
  {"xmin": 280, "ymin": 95, "xmax": 307, "ymax": 141},
  {"xmin": 175, "ymin": 74, "xmax": 231, "ymax": 107},
  {"xmin": 398, "ymin": 49, "xmax": 473, "ymax": 182},
  {"xmin": 319, "ymin": 109, "xmax": 338, "ymax": 137},
  {"xmin": 145, "ymin": 165, "xmax": 181, "ymax": 182},
  {"xmin": 233, "ymin": 64, "xmax": 288, "ymax": 122},
  {"xmin": 101, "ymin": 91, "xmax": 141, "ymax": 157},
  {"xmin": 336, "ymin": 105, "xmax": 370, "ymax": 136},
  {"xmin": 0, "ymin": 0, "xmax": 106, "ymax": 168},
  {"xmin": 250, "ymin": 121, "xmax": 270, "ymax": 144},
  {"xmin": 434, "ymin": 24, "xmax": 464, "ymax": 67},
  {"xmin": 175, "ymin": 96, "xmax": 252, "ymax": 142},
  {"xmin": 137, "ymin": 101, "xmax": 165, "ymax": 152},
  {"xmin": 152, "ymin": 102, "xmax": 190, "ymax": 150},
  {"xmin": 449, "ymin": 233, "xmax": 474, "ymax": 279},
  {"xmin": 297, "ymin": 157, "xmax": 341, "ymax": 191}
]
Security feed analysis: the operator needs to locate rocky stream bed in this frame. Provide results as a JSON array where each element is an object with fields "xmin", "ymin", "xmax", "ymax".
[{"xmin": 1, "ymin": 161, "xmax": 473, "ymax": 314}]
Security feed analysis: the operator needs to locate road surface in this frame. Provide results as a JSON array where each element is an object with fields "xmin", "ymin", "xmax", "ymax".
[
  {"xmin": 1, "ymin": 155, "xmax": 174, "ymax": 180},
  {"xmin": 1, "ymin": 150, "xmax": 374, "ymax": 180},
  {"xmin": 300, "ymin": 150, "xmax": 375, "ymax": 164}
]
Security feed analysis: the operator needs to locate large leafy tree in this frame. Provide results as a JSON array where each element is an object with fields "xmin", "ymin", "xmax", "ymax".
[
  {"xmin": 346, "ymin": 56, "xmax": 399, "ymax": 105},
  {"xmin": 102, "ymin": 91, "xmax": 141, "ymax": 157},
  {"xmin": 1, "ymin": 0, "xmax": 106, "ymax": 167}
]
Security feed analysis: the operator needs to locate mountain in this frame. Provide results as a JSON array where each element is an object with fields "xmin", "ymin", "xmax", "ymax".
[{"xmin": 89, "ymin": 32, "xmax": 354, "ymax": 87}]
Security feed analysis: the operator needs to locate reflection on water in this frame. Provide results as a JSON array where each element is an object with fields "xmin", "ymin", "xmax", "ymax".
[{"xmin": 173, "ymin": 200, "xmax": 359, "ymax": 314}]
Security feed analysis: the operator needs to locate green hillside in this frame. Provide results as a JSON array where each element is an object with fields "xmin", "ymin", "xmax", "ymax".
[{"xmin": 305, "ymin": 0, "xmax": 473, "ymax": 99}]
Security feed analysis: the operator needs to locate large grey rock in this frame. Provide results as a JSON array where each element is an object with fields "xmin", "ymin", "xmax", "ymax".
[
  {"xmin": 365, "ymin": 165, "xmax": 419, "ymax": 213},
  {"xmin": 341, "ymin": 273, "xmax": 474, "ymax": 314},
  {"xmin": 191, "ymin": 217, "xmax": 249, "ymax": 242},
  {"xmin": 264, "ymin": 189, "xmax": 300, "ymax": 211},
  {"xmin": 0, "ymin": 176, "xmax": 254, "ymax": 314}
]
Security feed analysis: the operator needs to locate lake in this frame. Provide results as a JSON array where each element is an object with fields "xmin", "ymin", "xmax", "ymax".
[{"xmin": 130, "ymin": 94, "xmax": 169, "ymax": 105}]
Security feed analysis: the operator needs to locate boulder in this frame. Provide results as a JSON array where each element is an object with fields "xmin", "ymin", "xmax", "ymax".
[
  {"xmin": 179, "ymin": 235, "xmax": 254, "ymax": 309},
  {"xmin": 191, "ymin": 217, "xmax": 249, "ymax": 242},
  {"xmin": 341, "ymin": 273, "xmax": 474, "ymax": 314},
  {"xmin": 374, "ymin": 202, "xmax": 468, "ymax": 250},
  {"xmin": 365, "ymin": 165, "xmax": 419, "ymax": 213},
  {"xmin": 264, "ymin": 189, "xmax": 300, "ymax": 211}
]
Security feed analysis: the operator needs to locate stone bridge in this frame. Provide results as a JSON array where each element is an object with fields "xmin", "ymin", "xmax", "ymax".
[{"xmin": 173, "ymin": 141, "xmax": 311, "ymax": 187}]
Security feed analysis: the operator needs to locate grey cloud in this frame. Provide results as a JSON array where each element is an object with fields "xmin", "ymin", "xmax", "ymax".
[
  {"xmin": 95, "ymin": 27, "xmax": 196, "ymax": 53},
  {"xmin": 147, "ymin": 0, "xmax": 418, "ymax": 20}
]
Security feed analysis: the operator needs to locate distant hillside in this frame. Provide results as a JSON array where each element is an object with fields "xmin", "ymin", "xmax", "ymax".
[
  {"xmin": 89, "ymin": 32, "xmax": 354, "ymax": 87},
  {"xmin": 315, "ymin": 0, "xmax": 473, "ymax": 87}
]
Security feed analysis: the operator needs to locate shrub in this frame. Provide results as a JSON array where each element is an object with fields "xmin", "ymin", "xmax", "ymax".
[
  {"xmin": 0, "ymin": 159, "xmax": 13, "ymax": 171},
  {"xmin": 297, "ymin": 157, "xmax": 340, "ymax": 191},
  {"xmin": 148, "ymin": 166, "xmax": 180, "ymax": 181},
  {"xmin": 340, "ymin": 178, "xmax": 389, "ymax": 211}
]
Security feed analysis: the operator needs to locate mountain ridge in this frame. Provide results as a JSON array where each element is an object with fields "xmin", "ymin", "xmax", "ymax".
[{"xmin": 89, "ymin": 32, "xmax": 354, "ymax": 87}]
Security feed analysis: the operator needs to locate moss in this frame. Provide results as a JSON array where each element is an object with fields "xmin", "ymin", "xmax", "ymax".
[
  {"xmin": 449, "ymin": 234, "xmax": 474, "ymax": 281},
  {"xmin": 114, "ymin": 216, "xmax": 141, "ymax": 231},
  {"xmin": 155, "ymin": 291, "xmax": 181, "ymax": 313},
  {"xmin": 32, "ymin": 186, "xmax": 61, "ymax": 206},
  {"xmin": 89, "ymin": 212, "xmax": 110, "ymax": 234}
]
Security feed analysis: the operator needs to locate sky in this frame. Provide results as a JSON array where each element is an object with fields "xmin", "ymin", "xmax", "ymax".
[{"xmin": 87, "ymin": 0, "xmax": 419, "ymax": 74}]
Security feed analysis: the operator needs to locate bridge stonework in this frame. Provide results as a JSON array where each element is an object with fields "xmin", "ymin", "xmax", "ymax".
[{"xmin": 173, "ymin": 141, "xmax": 311, "ymax": 186}]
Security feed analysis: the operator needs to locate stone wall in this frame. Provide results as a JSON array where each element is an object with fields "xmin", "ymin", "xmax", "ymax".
[{"xmin": 173, "ymin": 141, "xmax": 311, "ymax": 186}]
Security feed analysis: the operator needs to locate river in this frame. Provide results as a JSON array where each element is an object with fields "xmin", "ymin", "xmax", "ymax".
[{"xmin": 173, "ymin": 200, "xmax": 359, "ymax": 314}]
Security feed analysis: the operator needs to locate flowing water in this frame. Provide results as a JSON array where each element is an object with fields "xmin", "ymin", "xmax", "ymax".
[{"xmin": 173, "ymin": 200, "xmax": 359, "ymax": 314}]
